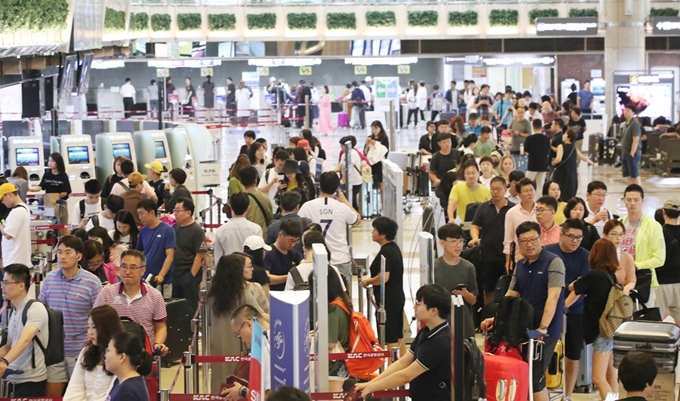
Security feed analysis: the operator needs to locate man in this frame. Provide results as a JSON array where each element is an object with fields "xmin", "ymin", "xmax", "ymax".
[
  {"xmin": 239, "ymin": 130, "xmax": 256, "ymax": 156},
  {"xmin": 120, "ymin": 78, "xmax": 136, "ymax": 118},
  {"xmin": 549, "ymin": 118, "xmax": 566, "ymax": 160},
  {"xmin": 295, "ymin": 80, "xmax": 313, "ymax": 128},
  {"xmin": 447, "ymin": 160, "xmax": 491, "ymax": 223},
  {"xmin": 267, "ymin": 191, "xmax": 307, "ymax": 254},
  {"xmin": 509, "ymin": 106, "xmax": 532, "ymax": 171},
  {"xmin": 428, "ymin": 133, "xmax": 459, "ymax": 187},
  {"xmin": 299, "ymin": 172, "xmax": 361, "ymax": 282},
  {"xmin": 259, "ymin": 150, "xmax": 289, "ymax": 208},
  {"xmin": 40, "ymin": 236, "xmax": 101, "ymax": 394},
  {"xmin": 525, "ymin": 102, "xmax": 542, "ymax": 122},
  {"xmin": 202, "ymin": 75, "xmax": 215, "ymax": 121},
  {"xmin": 215, "ymin": 192, "xmax": 263, "ymax": 261},
  {"xmin": 418, "ymin": 121, "xmax": 439, "ymax": 155},
  {"xmin": 620, "ymin": 184, "xmax": 666, "ymax": 307},
  {"xmin": 657, "ymin": 198, "xmax": 680, "ymax": 324},
  {"xmin": 621, "ymin": 104, "xmax": 642, "ymax": 185},
  {"xmin": 505, "ymin": 170, "xmax": 525, "ymax": 204},
  {"xmin": 503, "ymin": 178, "xmax": 538, "ymax": 272},
  {"xmin": 172, "ymin": 197, "xmax": 207, "ymax": 314},
  {"xmin": 544, "ymin": 219, "xmax": 590, "ymax": 400},
  {"xmin": 264, "ymin": 219, "xmax": 302, "ymax": 291},
  {"xmin": 226, "ymin": 77, "xmax": 236, "ymax": 118},
  {"xmin": 349, "ymin": 81, "xmax": 366, "ymax": 130},
  {"xmin": 492, "ymin": 89, "xmax": 514, "ymax": 129},
  {"xmin": 585, "ymin": 180, "xmax": 612, "ymax": 236},
  {"xmin": 119, "ymin": 172, "xmax": 146, "ymax": 224},
  {"xmin": 536, "ymin": 196, "xmax": 560, "ymax": 246},
  {"xmin": 221, "ymin": 305, "xmax": 271, "ymax": 401},
  {"xmin": 355, "ymin": 284, "xmax": 451, "ymax": 401},
  {"xmin": 94, "ymin": 250, "xmax": 169, "ymax": 354},
  {"xmin": 70, "ymin": 179, "xmax": 102, "ymax": 229},
  {"xmin": 541, "ymin": 101, "xmax": 559, "ymax": 126},
  {"xmin": 470, "ymin": 176, "xmax": 515, "ymax": 305},
  {"xmin": 567, "ymin": 83, "xmax": 577, "ymax": 105},
  {"xmin": 568, "ymin": 107, "xmax": 587, "ymax": 165},
  {"xmin": 268, "ymin": 387, "xmax": 311, "ymax": 401},
  {"xmin": 444, "ymin": 80, "xmax": 458, "ymax": 114},
  {"xmin": 482, "ymin": 221, "xmax": 565, "ymax": 401},
  {"xmin": 240, "ymin": 166, "xmax": 274, "ymax": 234},
  {"xmin": 137, "ymin": 199, "xmax": 176, "ymax": 298},
  {"xmin": 162, "ymin": 168, "xmax": 192, "ymax": 213},
  {"xmin": 0, "ymin": 263, "xmax": 49, "ymax": 396},
  {"xmin": 524, "ymin": 119, "xmax": 551, "ymax": 197},
  {"xmin": 285, "ymin": 230, "xmax": 346, "ymax": 291},
  {"xmin": 576, "ymin": 80, "xmax": 594, "ymax": 113},
  {"xmin": 165, "ymin": 77, "xmax": 177, "ymax": 110},
  {"xmin": 466, "ymin": 113, "xmax": 482, "ymax": 136},
  {"xmin": 473, "ymin": 126, "xmax": 495, "ymax": 158},
  {"xmin": 85, "ymin": 194, "xmax": 125, "ymax": 231},
  {"xmin": 110, "ymin": 159, "xmax": 158, "ymax": 203},
  {"xmin": 434, "ymin": 224, "xmax": 477, "ymax": 338},
  {"xmin": 146, "ymin": 160, "xmax": 166, "ymax": 208},
  {"xmin": 618, "ymin": 352, "xmax": 658, "ymax": 401},
  {"xmin": 473, "ymin": 85, "xmax": 493, "ymax": 118},
  {"xmin": 0, "ymin": 183, "xmax": 31, "ymax": 267},
  {"xmin": 147, "ymin": 79, "xmax": 159, "ymax": 117}
]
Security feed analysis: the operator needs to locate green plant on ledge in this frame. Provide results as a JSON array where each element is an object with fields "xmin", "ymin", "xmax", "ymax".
[
  {"xmin": 568, "ymin": 8, "xmax": 598, "ymax": 18},
  {"xmin": 104, "ymin": 8, "xmax": 126, "ymax": 31},
  {"xmin": 327, "ymin": 13, "xmax": 356, "ymax": 30},
  {"xmin": 288, "ymin": 13, "xmax": 317, "ymax": 30},
  {"xmin": 448, "ymin": 11, "xmax": 477, "ymax": 27},
  {"xmin": 151, "ymin": 14, "xmax": 171, "ymax": 31},
  {"xmin": 650, "ymin": 8, "xmax": 679, "ymax": 17},
  {"xmin": 529, "ymin": 9, "xmax": 558, "ymax": 25},
  {"xmin": 178, "ymin": 13, "xmax": 201, "ymax": 31},
  {"xmin": 208, "ymin": 14, "xmax": 236, "ymax": 31},
  {"xmin": 130, "ymin": 12, "xmax": 149, "ymax": 31},
  {"xmin": 408, "ymin": 11, "xmax": 438, "ymax": 27},
  {"xmin": 366, "ymin": 11, "xmax": 396, "ymax": 27},
  {"xmin": 0, "ymin": 0, "xmax": 70, "ymax": 31},
  {"xmin": 247, "ymin": 13, "xmax": 277, "ymax": 30},
  {"xmin": 489, "ymin": 9, "xmax": 518, "ymax": 26}
]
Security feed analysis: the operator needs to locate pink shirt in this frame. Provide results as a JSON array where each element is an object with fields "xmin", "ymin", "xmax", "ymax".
[
  {"xmin": 503, "ymin": 202, "xmax": 537, "ymax": 260},
  {"xmin": 540, "ymin": 222, "xmax": 561, "ymax": 246}
]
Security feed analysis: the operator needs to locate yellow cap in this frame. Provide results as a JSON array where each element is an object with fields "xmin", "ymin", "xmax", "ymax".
[
  {"xmin": 0, "ymin": 183, "xmax": 18, "ymax": 199},
  {"xmin": 145, "ymin": 161, "xmax": 166, "ymax": 175}
]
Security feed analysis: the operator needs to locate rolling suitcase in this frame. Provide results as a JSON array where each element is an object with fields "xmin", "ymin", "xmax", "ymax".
[
  {"xmin": 439, "ymin": 111, "xmax": 458, "ymax": 124},
  {"xmin": 613, "ymin": 321, "xmax": 680, "ymax": 372},
  {"xmin": 338, "ymin": 112, "xmax": 349, "ymax": 127},
  {"xmin": 483, "ymin": 353, "xmax": 529, "ymax": 401},
  {"xmin": 575, "ymin": 343, "xmax": 594, "ymax": 393},
  {"xmin": 163, "ymin": 298, "xmax": 193, "ymax": 366},
  {"xmin": 601, "ymin": 138, "xmax": 619, "ymax": 165},
  {"xmin": 545, "ymin": 339, "xmax": 565, "ymax": 389}
]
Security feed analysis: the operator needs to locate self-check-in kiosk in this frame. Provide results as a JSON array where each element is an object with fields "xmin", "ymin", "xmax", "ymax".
[
  {"xmin": 58, "ymin": 135, "xmax": 95, "ymax": 220},
  {"xmin": 133, "ymin": 130, "xmax": 173, "ymax": 181},
  {"xmin": 95, "ymin": 133, "xmax": 138, "ymax": 184},
  {"xmin": 8, "ymin": 137, "xmax": 45, "ymax": 187}
]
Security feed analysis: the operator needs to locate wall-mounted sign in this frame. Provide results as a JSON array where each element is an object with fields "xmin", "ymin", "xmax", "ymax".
[
  {"xmin": 445, "ymin": 55, "xmax": 555, "ymax": 67},
  {"xmin": 299, "ymin": 66, "xmax": 312, "ymax": 75},
  {"xmin": 472, "ymin": 67, "xmax": 487, "ymax": 78},
  {"xmin": 354, "ymin": 65, "xmax": 368, "ymax": 75},
  {"xmin": 156, "ymin": 69, "xmax": 170, "ymax": 78},
  {"xmin": 397, "ymin": 65, "xmax": 410, "ymax": 74},
  {"xmin": 535, "ymin": 17, "xmax": 599, "ymax": 36},
  {"xmin": 652, "ymin": 17, "xmax": 680, "ymax": 35},
  {"xmin": 256, "ymin": 67, "xmax": 270, "ymax": 76},
  {"xmin": 613, "ymin": 71, "xmax": 675, "ymax": 121},
  {"xmin": 200, "ymin": 68, "xmax": 213, "ymax": 77}
]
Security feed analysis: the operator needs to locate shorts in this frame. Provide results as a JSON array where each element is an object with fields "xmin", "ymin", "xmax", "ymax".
[
  {"xmin": 656, "ymin": 283, "xmax": 680, "ymax": 322},
  {"xmin": 564, "ymin": 314, "xmax": 584, "ymax": 360},
  {"xmin": 622, "ymin": 153, "xmax": 641, "ymax": 178},
  {"xmin": 329, "ymin": 360, "xmax": 350, "ymax": 381},
  {"xmin": 526, "ymin": 336, "xmax": 558, "ymax": 393},
  {"xmin": 381, "ymin": 297, "xmax": 406, "ymax": 344},
  {"xmin": 482, "ymin": 261, "xmax": 507, "ymax": 293},
  {"xmin": 46, "ymin": 355, "xmax": 78, "ymax": 383},
  {"xmin": 592, "ymin": 335, "xmax": 614, "ymax": 353}
]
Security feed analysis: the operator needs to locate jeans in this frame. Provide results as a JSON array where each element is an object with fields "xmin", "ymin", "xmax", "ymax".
[
  {"xmin": 172, "ymin": 269, "xmax": 202, "ymax": 314},
  {"xmin": 351, "ymin": 104, "xmax": 363, "ymax": 128},
  {"xmin": 511, "ymin": 153, "xmax": 528, "ymax": 173},
  {"xmin": 407, "ymin": 108, "xmax": 419, "ymax": 126}
]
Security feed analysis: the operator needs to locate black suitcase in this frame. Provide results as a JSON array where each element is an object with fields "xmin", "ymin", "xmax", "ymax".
[
  {"xmin": 601, "ymin": 138, "xmax": 619, "ymax": 165},
  {"xmin": 439, "ymin": 111, "xmax": 458, "ymax": 123},
  {"xmin": 613, "ymin": 321, "xmax": 680, "ymax": 372},
  {"xmin": 163, "ymin": 298, "xmax": 193, "ymax": 366}
]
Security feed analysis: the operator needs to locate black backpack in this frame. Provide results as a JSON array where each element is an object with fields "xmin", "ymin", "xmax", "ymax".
[
  {"xmin": 289, "ymin": 266, "xmax": 309, "ymax": 291},
  {"xmin": 464, "ymin": 337, "xmax": 487, "ymax": 401},
  {"xmin": 20, "ymin": 299, "xmax": 65, "ymax": 367},
  {"xmin": 487, "ymin": 296, "xmax": 534, "ymax": 353},
  {"xmin": 79, "ymin": 198, "xmax": 106, "ymax": 219}
]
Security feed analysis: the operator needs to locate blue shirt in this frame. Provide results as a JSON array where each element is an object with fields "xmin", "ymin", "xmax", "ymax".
[
  {"xmin": 108, "ymin": 376, "xmax": 149, "ymax": 401},
  {"xmin": 578, "ymin": 89, "xmax": 593, "ymax": 110},
  {"xmin": 492, "ymin": 98, "xmax": 513, "ymax": 126},
  {"xmin": 264, "ymin": 246, "xmax": 302, "ymax": 291},
  {"xmin": 466, "ymin": 124, "xmax": 482, "ymax": 136},
  {"xmin": 137, "ymin": 222, "xmax": 176, "ymax": 282},
  {"xmin": 544, "ymin": 244, "xmax": 590, "ymax": 314}
]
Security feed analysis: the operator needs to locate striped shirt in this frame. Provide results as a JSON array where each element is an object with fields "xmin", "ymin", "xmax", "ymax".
[
  {"xmin": 94, "ymin": 282, "xmax": 167, "ymax": 345},
  {"xmin": 39, "ymin": 268, "xmax": 102, "ymax": 357}
]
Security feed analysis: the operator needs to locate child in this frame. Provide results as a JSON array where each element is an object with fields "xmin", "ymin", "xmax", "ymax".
[{"xmin": 479, "ymin": 156, "xmax": 497, "ymax": 189}]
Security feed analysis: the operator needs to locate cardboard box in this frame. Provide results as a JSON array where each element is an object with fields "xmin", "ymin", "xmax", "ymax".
[{"xmin": 619, "ymin": 372, "xmax": 675, "ymax": 401}]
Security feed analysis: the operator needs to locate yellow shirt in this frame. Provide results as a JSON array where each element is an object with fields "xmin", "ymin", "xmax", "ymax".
[
  {"xmin": 449, "ymin": 182, "xmax": 491, "ymax": 221},
  {"xmin": 287, "ymin": 180, "xmax": 298, "ymax": 191},
  {"xmin": 555, "ymin": 202, "xmax": 567, "ymax": 225}
]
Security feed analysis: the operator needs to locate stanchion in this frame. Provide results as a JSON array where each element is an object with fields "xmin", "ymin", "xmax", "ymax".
[
  {"xmin": 200, "ymin": 289, "xmax": 210, "ymax": 394},
  {"xmin": 450, "ymin": 295, "xmax": 465, "ymax": 401},
  {"xmin": 378, "ymin": 255, "xmax": 387, "ymax": 349},
  {"xmin": 418, "ymin": 232, "xmax": 435, "ymax": 286},
  {"xmin": 305, "ymin": 95, "xmax": 311, "ymax": 129},
  {"xmin": 390, "ymin": 347, "xmax": 406, "ymax": 401},
  {"xmin": 183, "ymin": 351, "xmax": 193, "ymax": 394},
  {"xmin": 191, "ymin": 317, "xmax": 200, "ymax": 394},
  {"xmin": 356, "ymin": 265, "xmax": 364, "ymax": 315},
  {"xmin": 312, "ymin": 244, "xmax": 330, "ymax": 393},
  {"xmin": 159, "ymin": 389, "xmax": 170, "ymax": 401},
  {"xmin": 367, "ymin": 287, "xmax": 374, "ymax": 327},
  {"xmin": 388, "ymin": 100, "xmax": 395, "ymax": 152}
]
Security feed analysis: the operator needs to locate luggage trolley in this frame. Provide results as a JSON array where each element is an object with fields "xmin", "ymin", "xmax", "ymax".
[
  {"xmin": 527, "ymin": 325, "xmax": 566, "ymax": 401},
  {"xmin": 0, "ymin": 369, "xmax": 24, "ymax": 397}
]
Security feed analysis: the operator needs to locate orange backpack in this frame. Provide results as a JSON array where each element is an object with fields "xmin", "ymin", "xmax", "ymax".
[{"xmin": 330, "ymin": 300, "xmax": 386, "ymax": 378}]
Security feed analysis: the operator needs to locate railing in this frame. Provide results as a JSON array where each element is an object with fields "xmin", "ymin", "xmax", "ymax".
[{"xmin": 131, "ymin": 0, "xmax": 600, "ymax": 6}]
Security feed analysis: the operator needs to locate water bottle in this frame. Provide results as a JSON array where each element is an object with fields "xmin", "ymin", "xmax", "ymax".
[{"xmin": 520, "ymin": 143, "xmax": 525, "ymax": 156}]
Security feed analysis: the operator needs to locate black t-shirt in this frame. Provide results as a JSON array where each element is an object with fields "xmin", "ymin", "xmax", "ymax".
[
  {"xmin": 369, "ymin": 241, "xmax": 405, "ymax": 303},
  {"xmin": 524, "ymin": 134, "xmax": 551, "ymax": 172},
  {"xmin": 39, "ymin": 170, "xmax": 72, "ymax": 197},
  {"xmin": 108, "ymin": 376, "xmax": 149, "ymax": 401},
  {"xmin": 573, "ymin": 269, "xmax": 615, "ymax": 344},
  {"xmin": 264, "ymin": 246, "xmax": 302, "ymax": 291},
  {"xmin": 568, "ymin": 118, "xmax": 587, "ymax": 140},
  {"xmin": 550, "ymin": 131, "xmax": 563, "ymax": 160},
  {"xmin": 409, "ymin": 322, "xmax": 451, "ymax": 401},
  {"xmin": 250, "ymin": 264, "xmax": 271, "ymax": 287},
  {"xmin": 618, "ymin": 397, "xmax": 647, "ymax": 401},
  {"xmin": 429, "ymin": 150, "xmax": 459, "ymax": 180},
  {"xmin": 419, "ymin": 133, "xmax": 440, "ymax": 154},
  {"xmin": 658, "ymin": 224, "xmax": 680, "ymax": 284},
  {"xmin": 149, "ymin": 179, "xmax": 164, "ymax": 208},
  {"xmin": 471, "ymin": 200, "xmax": 515, "ymax": 262},
  {"xmin": 567, "ymin": 92, "xmax": 577, "ymax": 105}
]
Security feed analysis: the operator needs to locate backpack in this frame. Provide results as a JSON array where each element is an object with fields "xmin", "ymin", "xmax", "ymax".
[
  {"xmin": 329, "ymin": 299, "xmax": 386, "ymax": 378},
  {"xmin": 289, "ymin": 266, "xmax": 309, "ymax": 291},
  {"xmin": 79, "ymin": 198, "xmax": 106, "ymax": 219},
  {"xmin": 487, "ymin": 296, "xmax": 534, "ymax": 353},
  {"xmin": 90, "ymin": 215, "xmax": 100, "ymax": 228},
  {"xmin": 117, "ymin": 181, "xmax": 144, "ymax": 224},
  {"xmin": 464, "ymin": 337, "xmax": 487, "ymax": 401},
  {"xmin": 599, "ymin": 273, "xmax": 634, "ymax": 338},
  {"xmin": 20, "ymin": 299, "xmax": 65, "ymax": 367}
]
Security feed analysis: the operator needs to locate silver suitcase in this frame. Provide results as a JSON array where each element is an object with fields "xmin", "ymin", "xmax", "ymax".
[{"xmin": 613, "ymin": 321, "xmax": 680, "ymax": 372}]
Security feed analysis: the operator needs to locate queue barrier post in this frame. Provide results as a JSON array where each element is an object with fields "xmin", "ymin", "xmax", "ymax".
[
  {"xmin": 378, "ymin": 255, "xmax": 387, "ymax": 349},
  {"xmin": 343, "ymin": 140, "xmax": 353, "ymax": 298},
  {"xmin": 367, "ymin": 287, "xmax": 374, "ymax": 330},
  {"xmin": 450, "ymin": 295, "xmax": 465, "ymax": 401},
  {"xmin": 305, "ymin": 95, "xmax": 311, "ymax": 129},
  {"xmin": 159, "ymin": 389, "xmax": 170, "ymax": 401},
  {"xmin": 191, "ymin": 317, "xmax": 201, "ymax": 394},
  {"xmin": 183, "ymin": 351, "xmax": 193, "ymax": 394},
  {"xmin": 356, "ymin": 264, "xmax": 364, "ymax": 317},
  {"xmin": 390, "ymin": 347, "xmax": 405, "ymax": 401},
  {"xmin": 200, "ymin": 289, "xmax": 210, "ymax": 394},
  {"xmin": 155, "ymin": 349, "xmax": 163, "ymax": 391}
]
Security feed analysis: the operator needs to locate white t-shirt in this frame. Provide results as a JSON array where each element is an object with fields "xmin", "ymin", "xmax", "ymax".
[
  {"xmin": 480, "ymin": 176, "xmax": 493, "ymax": 189},
  {"xmin": 2, "ymin": 203, "xmax": 32, "ymax": 267},
  {"xmin": 298, "ymin": 197, "xmax": 358, "ymax": 265},
  {"xmin": 110, "ymin": 178, "xmax": 156, "ymax": 200},
  {"xmin": 340, "ymin": 149, "xmax": 363, "ymax": 187},
  {"xmin": 120, "ymin": 83, "xmax": 136, "ymax": 98},
  {"xmin": 258, "ymin": 167, "xmax": 284, "ymax": 208},
  {"xmin": 586, "ymin": 203, "xmax": 612, "ymax": 236},
  {"xmin": 71, "ymin": 200, "xmax": 102, "ymax": 227},
  {"xmin": 285, "ymin": 261, "xmax": 347, "ymax": 291},
  {"xmin": 85, "ymin": 212, "xmax": 115, "ymax": 232}
]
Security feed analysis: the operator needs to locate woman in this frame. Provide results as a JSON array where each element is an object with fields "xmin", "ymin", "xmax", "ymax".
[
  {"xmin": 248, "ymin": 142, "xmax": 268, "ymax": 180},
  {"xmin": 109, "ymin": 210, "xmax": 139, "ymax": 250},
  {"xmin": 228, "ymin": 155, "xmax": 252, "ymax": 198},
  {"xmin": 318, "ymin": 86, "xmax": 334, "ymax": 135},
  {"xmin": 566, "ymin": 239, "xmax": 622, "ymax": 400},
  {"xmin": 466, "ymin": 86, "xmax": 480, "ymax": 120},
  {"xmin": 450, "ymin": 116, "xmax": 466, "ymax": 142},
  {"xmin": 208, "ymin": 254, "xmax": 269, "ymax": 393},
  {"xmin": 235, "ymin": 81, "xmax": 251, "ymax": 126},
  {"xmin": 602, "ymin": 220, "xmax": 636, "ymax": 295},
  {"xmin": 498, "ymin": 154, "xmax": 516, "ymax": 181},
  {"xmin": 478, "ymin": 156, "xmax": 496, "ymax": 189},
  {"xmin": 551, "ymin": 128, "xmax": 593, "ymax": 202},
  {"xmin": 543, "ymin": 180, "xmax": 568, "ymax": 225},
  {"xmin": 276, "ymin": 160, "xmax": 311, "ymax": 210},
  {"xmin": 8, "ymin": 166, "xmax": 29, "ymax": 202},
  {"xmin": 104, "ymin": 332, "xmax": 153, "ymax": 401},
  {"xmin": 102, "ymin": 156, "xmax": 127, "ymax": 199},
  {"xmin": 82, "ymin": 240, "xmax": 118, "ymax": 285},
  {"xmin": 64, "ymin": 305, "xmax": 124, "ymax": 401},
  {"xmin": 30, "ymin": 152, "xmax": 72, "ymax": 199},
  {"xmin": 334, "ymin": 136, "xmax": 364, "ymax": 211},
  {"xmin": 406, "ymin": 82, "xmax": 419, "ymax": 127},
  {"xmin": 564, "ymin": 197, "xmax": 600, "ymax": 251},
  {"xmin": 88, "ymin": 226, "xmax": 121, "ymax": 268},
  {"xmin": 243, "ymin": 238, "xmax": 272, "ymax": 296},
  {"xmin": 365, "ymin": 121, "xmax": 390, "ymax": 196}
]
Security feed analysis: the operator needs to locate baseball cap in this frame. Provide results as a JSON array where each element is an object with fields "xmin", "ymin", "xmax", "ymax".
[
  {"xmin": 297, "ymin": 139, "xmax": 311, "ymax": 150},
  {"xmin": 663, "ymin": 197, "xmax": 680, "ymax": 211},
  {"xmin": 145, "ymin": 160, "xmax": 166, "ymax": 175},
  {"xmin": 128, "ymin": 172, "xmax": 148, "ymax": 187},
  {"xmin": 0, "ymin": 183, "xmax": 18, "ymax": 199},
  {"xmin": 243, "ymin": 235, "xmax": 272, "ymax": 252},
  {"xmin": 298, "ymin": 161, "xmax": 310, "ymax": 177}
]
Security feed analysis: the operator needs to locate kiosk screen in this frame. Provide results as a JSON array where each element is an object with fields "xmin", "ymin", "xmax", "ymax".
[
  {"xmin": 16, "ymin": 148, "xmax": 40, "ymax": 166},
  {"xmin": 67, "ymin": 146, "xmax": 90, "ymax": 164},
  {"xmin": 155, "ymin": 141, "xmax": 167, "ymax": 158},
  {"xmin": 112, "ymin": 143, "xmax": 132, "ymax": 159}
]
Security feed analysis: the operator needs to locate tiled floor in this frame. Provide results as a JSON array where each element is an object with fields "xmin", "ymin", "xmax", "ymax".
[{"xmin": 162, "ymin": 123, "xmax": 677, "ymax": 400}]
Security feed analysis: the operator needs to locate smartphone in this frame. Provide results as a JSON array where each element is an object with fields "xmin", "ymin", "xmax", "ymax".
[{"xmin": 454, "ymin": 284, "xmax": 467, "ymax": 291}]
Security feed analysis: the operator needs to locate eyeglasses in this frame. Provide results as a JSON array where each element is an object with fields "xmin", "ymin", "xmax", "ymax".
[
  {"xmin": 1, "ymin": 281, "xmax": 20, "ymax": 286},
  {"xmin": 535, "ymin": 207, "xmax": 554, "ymax": 214},
  {"xmin": 120, "ymin": 265, "xmax": 145, "ymax": 271},
  {"xmin": 562, "ymin": 233, "xmax": 584, "ymax": 241},
  {"xmin": 589, "ymin": 191, "xmax": 606, "ymax": 198},
  {"xmin": 443, "ymin": 238, "xmax": 465, "ymax": 245},
  {"xmin": 235, "ymin": 321, "xmax": 247, "ymax": 339},
  {"xmin": 87, "ymin": 261, "xmax": 103, "ymax": 269},
  {"xmin": 285, "ymin": 236, "xmax": 300, "ymax": 245},
  {"xmin": 607, "ymin": 232, "xmax": 626, "ymax": 237},
  {"xmin": 518, "ymin": 237, "xmax": 540, "ymax": 246}
]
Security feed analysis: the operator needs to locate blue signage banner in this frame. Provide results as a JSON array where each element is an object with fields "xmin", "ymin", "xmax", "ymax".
[{"xmin": 270, "ymin": 291, "xmax": 311, "ymax": 392}]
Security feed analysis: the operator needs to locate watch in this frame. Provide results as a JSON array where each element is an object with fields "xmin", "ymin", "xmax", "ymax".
[
  {"xmin": 239, "ymin": 386, "xmax": 248, "ymax": 399},
  {"xmin": 539, "ymin": 324, "xmax": 548, "ymax": 330},
  {"xmin": 0, "ymin": 358, "xmax": 9, "ymax": 366}
]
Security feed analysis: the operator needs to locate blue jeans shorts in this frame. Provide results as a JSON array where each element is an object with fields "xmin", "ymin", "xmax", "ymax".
[{"xmin": 593, "ymin": 335, "xmax": 614, "ymax": 353}]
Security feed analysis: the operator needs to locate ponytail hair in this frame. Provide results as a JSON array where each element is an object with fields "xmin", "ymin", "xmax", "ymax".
[{"xmin": 111, "ymin": 332, "xmax": 153, "ymax": 376}]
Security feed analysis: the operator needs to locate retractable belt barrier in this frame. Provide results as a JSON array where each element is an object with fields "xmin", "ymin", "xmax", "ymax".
[
  {"xmin": 0, "ymin": 398, "xmax": 63, "ymax": 401},
  {"xmin": 192, "ymin": 350, "xmax": 391, "ymax": 364},
  {"xmin": 166, "ymin": 390, "xmax": 410, "ymax": 401}
]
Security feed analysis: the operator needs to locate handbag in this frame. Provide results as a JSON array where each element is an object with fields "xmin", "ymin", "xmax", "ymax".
[
  {"xmin": 634, "ymin": 269, "xmax": 653, "ymax": 304},
  {"xmin": 633, "ymin": 302, "xmax": 662, "ymax": 322}
]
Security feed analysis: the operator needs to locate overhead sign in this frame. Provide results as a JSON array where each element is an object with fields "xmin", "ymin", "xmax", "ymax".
[
  {"xmin": 652, "ymin": 17, "xmax": 680, "ymax": 35},
  {"xmin": 374, "ymin": 77, "xmax": 399, "ymax": 112},
  {"xmin": 535, "ymin": 17, "xmax": 599, "ymax": 36},
  {"xmin": 299, "ymin": 66, "xmax": 312, "ymax": 75},
  {"xmin": 354, "ymin": 65, "xmax": 368, "ymax": 75},
  {"xmin": 256, "ymin": 67, "xmax": 270, "ymax": 76},
  {"xmin": 445, "ymin": 55, "xmax": 555, "ymax": 67},
  {"xmin": 397, "ymin": 65, "xmax": 410, "ymax": 74},
  {"xmin": 200, "ymin": 68, "xmax": 213, "ymax": 77},
  {"xmin": 156, "ymin": 69, "xmax": 170, "ymax": 78}
]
